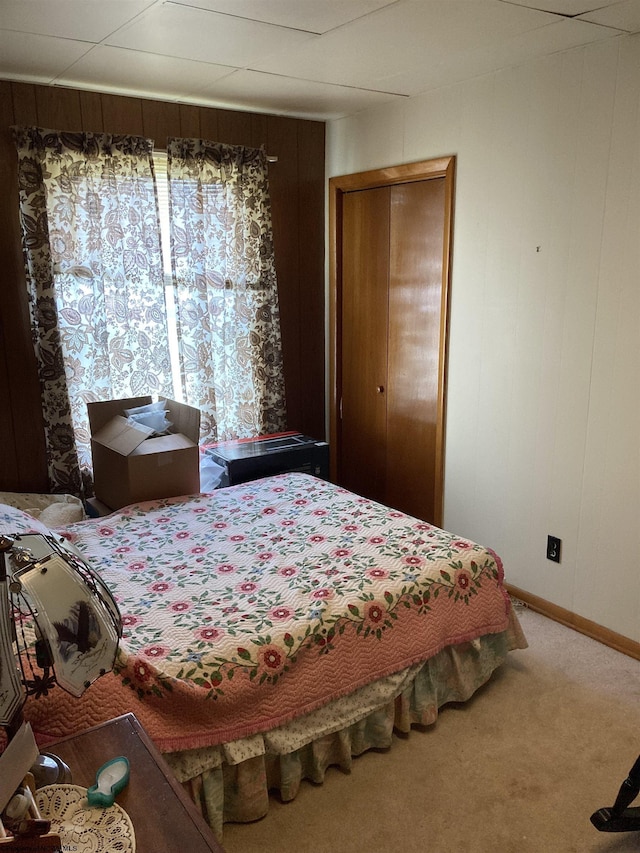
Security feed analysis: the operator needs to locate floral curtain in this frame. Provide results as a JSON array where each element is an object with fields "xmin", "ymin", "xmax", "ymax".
[
  {"xmin": 12, "ymin": 127, "xmax": 171, "ymax": 496},
  {"xmin": 167, "ymin": 139, "xmax": 286, "ymax": 443}
]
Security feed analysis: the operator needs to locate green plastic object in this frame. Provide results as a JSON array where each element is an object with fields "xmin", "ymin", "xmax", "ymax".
[{"xmin": 86, "ymin": 756, "xmax": 130, "ymax": 807}]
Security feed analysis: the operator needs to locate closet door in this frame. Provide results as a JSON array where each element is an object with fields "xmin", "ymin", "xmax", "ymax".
[
  {"xmin": 339, "ymin": 187, "xmax": 390, "ymax": 505},
  {"xmin": 331, "ymin": 157, "xmax": 454, "ymax": 527},
  {"xmin": 386, "ymin": 179, "xmax": 446, "ymax": 523}
]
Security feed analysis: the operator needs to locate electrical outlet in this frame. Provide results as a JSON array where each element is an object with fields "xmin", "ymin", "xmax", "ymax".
[{"xmin": 546, "ymin": 535, "xmax": 561, "ymax": 563}]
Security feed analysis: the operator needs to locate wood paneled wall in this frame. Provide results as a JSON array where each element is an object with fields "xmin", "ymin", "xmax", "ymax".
[{"xmin": 0, "ymin": 82, "xmax": 325, "ymax": 493}]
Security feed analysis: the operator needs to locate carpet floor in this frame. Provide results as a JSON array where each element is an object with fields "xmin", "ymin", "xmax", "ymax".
[{"xmin": 221, "ymin": 607, "xmax": 640, "ymax": 853}]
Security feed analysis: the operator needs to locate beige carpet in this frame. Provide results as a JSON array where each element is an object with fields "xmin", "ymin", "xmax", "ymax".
[{"xmin": 221, "ymin": 607, "xmax": 640, "ymax": 853}]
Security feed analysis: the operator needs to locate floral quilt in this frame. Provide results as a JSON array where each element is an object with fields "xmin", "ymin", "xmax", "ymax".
[{"xmin": 8, "ymin": 474, "xmax": 513, "ymax": 751}]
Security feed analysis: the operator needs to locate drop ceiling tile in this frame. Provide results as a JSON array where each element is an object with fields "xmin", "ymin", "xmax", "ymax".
[
  {"xmin": 195, "ymin": 68, "xmax": 403, "ymax": 119},
  {"xmin": 0, "ymin": 31, "xmax": 92, "ymax": 82},
  {"xmin": 391, "ymin": 17, "xmax": 618, "ymax": 95},
  {"xmin": 499, "ymin": 0, "xmax": 616, "ymax": 14},
  {"xmin": 107, "ymin": 1, "xmax": 315, "ymax": 67},
  {"xmin": 56, "ymin": 45, "xmax": 235, "ymax": 101},
  {"xmin": 0, "ymin": 0, "xmax": 155, "ymax": 42},
  {"xmin": 253, "ymin": 0, "xmax": 560, "ymax": 94},
  {"xmin": 487, "ymin": 16, "xmax": 619, "ymax": 74},
  {"xmin": 175, "ymin": 0, "xmax": 396, "ymax": 34},
  {"xmin": 578, "ymin": 0, "xmax": 640, "ymax": 33}
]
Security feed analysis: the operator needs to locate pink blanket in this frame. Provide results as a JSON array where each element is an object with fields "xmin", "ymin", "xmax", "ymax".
[{"xmin": 18, "ymin": 474, "xmax": 512, "ymax": 751}]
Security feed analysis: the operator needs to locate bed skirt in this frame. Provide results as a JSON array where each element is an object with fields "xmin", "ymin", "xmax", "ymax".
[{"xmin": 166, "ymin": 609, "xmax": 526, "ymax": 840}]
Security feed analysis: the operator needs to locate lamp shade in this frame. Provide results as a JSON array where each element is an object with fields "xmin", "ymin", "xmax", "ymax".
[{"xmin": 1, "ymin": 532, "xmax": 121, "ymax": 726}]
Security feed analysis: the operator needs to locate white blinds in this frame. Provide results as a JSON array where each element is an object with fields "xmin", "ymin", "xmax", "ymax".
[{"xmin": 153, "ymin": 151, "xmax": 172, "ymax": 276}]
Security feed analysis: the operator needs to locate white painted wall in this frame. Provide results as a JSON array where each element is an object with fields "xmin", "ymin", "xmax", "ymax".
[{"xmin": 327, "ymin": 34, "xmax": 640, "ymax": 641}]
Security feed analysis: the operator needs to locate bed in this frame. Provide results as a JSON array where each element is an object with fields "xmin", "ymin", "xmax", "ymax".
[{"xmin": 0, "ymin": 473, "xmax": 527, "ymax": 839}]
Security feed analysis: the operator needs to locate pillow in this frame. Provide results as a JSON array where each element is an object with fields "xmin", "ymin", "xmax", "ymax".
[
  {"xmin": 0, "ymin": 492, "xmax": 86, "ymax": 526},
  {"xmin": 39, "ymin": 502, "xmax": 85, "ymax": 526},
  {"xmin": 0, "ymin": 503, "xmax": 52, "ymax": 536}
]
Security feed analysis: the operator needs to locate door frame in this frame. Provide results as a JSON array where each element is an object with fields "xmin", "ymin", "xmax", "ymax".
[{"xmin": 329, "ymin": 156, "xmax": 456, "ymax": 527}]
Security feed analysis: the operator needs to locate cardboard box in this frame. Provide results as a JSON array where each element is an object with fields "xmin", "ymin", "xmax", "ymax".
[{"xmin": 88, "ymin": 396, "xmax": 201, "ymax": 510}]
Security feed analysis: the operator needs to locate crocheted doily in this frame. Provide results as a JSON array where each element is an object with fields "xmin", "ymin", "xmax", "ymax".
[{"xmin": 36, "ymin": 784, "xmax": 135, "ymax": 853}]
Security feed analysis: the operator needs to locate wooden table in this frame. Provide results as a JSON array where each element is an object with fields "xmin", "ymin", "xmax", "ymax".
[{"xmin": 47, "ymin": 713, "xmax": 225, "ymax": 852}]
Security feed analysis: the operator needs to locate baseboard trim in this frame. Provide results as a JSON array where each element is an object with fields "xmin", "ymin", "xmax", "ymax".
[{"xmin": 506, "ymin": 583, "xmax": 640, "ymax": 662}]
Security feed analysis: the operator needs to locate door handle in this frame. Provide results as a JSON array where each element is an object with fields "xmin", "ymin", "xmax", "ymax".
[{"xmin": 376, "ymin": 385, "xmax": 384, "ymax": 394}]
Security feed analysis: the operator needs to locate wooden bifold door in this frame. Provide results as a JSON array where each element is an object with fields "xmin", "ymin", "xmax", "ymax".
[{"xmin": 329, "ymin": 157, "xmax": 455, "ymax": 527}]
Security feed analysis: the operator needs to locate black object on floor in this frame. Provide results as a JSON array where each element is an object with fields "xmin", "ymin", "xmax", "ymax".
[
  {"xmin": 591, "ymin": 755, "xmax": 640, "ymax": 832},
  {"xmin": 204, "ymin": 432, "xmax": 329, "ymax": 487}
]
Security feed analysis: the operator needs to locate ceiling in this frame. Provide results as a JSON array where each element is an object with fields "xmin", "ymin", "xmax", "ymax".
[{"xmin": 1, "ymin": 0, "xmax": 639, "ymax": 121}]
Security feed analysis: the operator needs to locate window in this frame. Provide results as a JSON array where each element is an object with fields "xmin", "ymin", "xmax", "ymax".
[
  {"xmin": 153, "ymin": 151, "xmax": 183, "ymax": 402},
  {"xmin": 13, "ymin": 127, "xmax": 287, "ymax": 494}
]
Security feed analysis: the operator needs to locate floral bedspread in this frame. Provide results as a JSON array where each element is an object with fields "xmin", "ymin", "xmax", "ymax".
[{"xmin": 14, "ymin": 473, "xmax": 513, "ymax": 751}]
